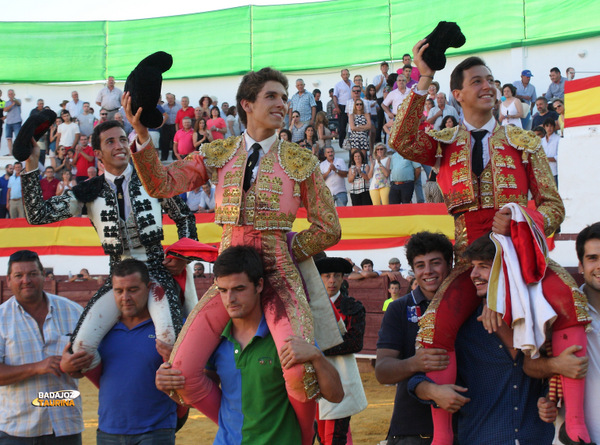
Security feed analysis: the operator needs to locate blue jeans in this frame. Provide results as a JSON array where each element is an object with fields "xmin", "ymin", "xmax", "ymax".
[
  {"xmin": 5, "ymin": 122, "xmax": 21, "ymax": 139},
  {"xmin": 0, "ymin": 431, "xmax": 81, "ymax": 445},
  {"xmin": 96, "ymin": 429, "xmax": 175, "ymax": 445},
  {"xmin": 333, "ymin": 191, "xmax": 348, "ymax": 207}
]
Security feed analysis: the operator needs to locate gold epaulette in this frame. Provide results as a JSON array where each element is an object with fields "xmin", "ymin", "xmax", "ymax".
[
  {"xmin": 426, "ymin": 125, "xmax": 461, "ymax": 144},
  {"xmin": 505, "ymin": 125, "xmax": 541, "ymax": 154},
  {"xmin": 278, "ymin": 141, "xmax": 319, "ymax": 182},
  {"xmin": 184, "ymin": 151, "xmax": 202, "ymax": 162},
  {"xmin": 200, "ymin": 136, "xmax": 242, "ymax": 168}
]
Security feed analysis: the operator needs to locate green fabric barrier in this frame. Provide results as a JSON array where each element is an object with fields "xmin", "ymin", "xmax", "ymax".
[{"xmin": 1, "ymin": 0, "xmax": 599, "ymax": 83}]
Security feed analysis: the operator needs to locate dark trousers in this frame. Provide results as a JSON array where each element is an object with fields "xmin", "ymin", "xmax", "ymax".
[
  {"xmin": 387, "ymin": 435, "xmax": 432, "ymax": 445},
  {"xmin": 376, "ymin": 97, "xmax": 385, "ymax": 143},
  {"xmin": 338, "ymin": 105, "xmax": 348, "ymax": 149},
  {"xmin": 0, "ymin": 206, "xmax": 8, "ymax": 218},
  {"xmin": 159, "ymin": 124, "xmax": 176, "ymax": 161},
  {"xmin": 389, "ymin": 181, "xmax": 414, "ymax": 204},
  {"xmin": 0, "ymin": 432, "xmax": 81, "ymax": 445},
  {"xmin": 350, "ymin": 191, "xmax": 372, "ymax": 206}
]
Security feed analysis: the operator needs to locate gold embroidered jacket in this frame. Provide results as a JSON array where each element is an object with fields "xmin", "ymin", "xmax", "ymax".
[
  {"xmin": 131, "ymin": 136, "xmax": 340, "ymax": 261},
  {"xmin": 389, "ymin": 91, "xmax": 564, "ymax": 245}
]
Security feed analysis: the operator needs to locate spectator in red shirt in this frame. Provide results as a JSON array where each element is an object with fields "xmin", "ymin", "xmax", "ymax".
[
  {"xmin": 73, "ymin": 135, "xmax": 96, "ymax": 183},
  {"xmin": 175, "ymin": 96, "xmax": 195, "ymax": 131},
  {"xmin": 40, "ymin": 166, "xmax": 60, "ymax": 200},
  {"xmin": 207, "ymin": 107, "xmax": 227, "ymax": 140},
  {"xmin": 173, "ymin": 117, "xmax": 195, "ymax": 160}
]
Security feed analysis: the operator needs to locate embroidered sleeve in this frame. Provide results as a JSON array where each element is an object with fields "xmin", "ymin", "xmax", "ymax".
[
  {"xmin": 291, "ymin": 169, "xmax": 341, "ymax": 262},
  {"xmin": 21, "ymin": 170, "xmax": 82, "ymax": 225},
  {"xmin": 161, "ymin": 195, "xmax": 198, "ymax": 241},
  {"xmin": 131, "ymin": 139, "xmax": 209, "ymax": 199},
  {"xmin": 279, "ymin": 141, "xmax": 319, "ymax": 182},
  {"xmin": 526, "ymin": 146, "xmax": 565, "ymax": 235},
  {"xmin": 389, "ymin": 91, "xmax": 438, "ymax": 166}
]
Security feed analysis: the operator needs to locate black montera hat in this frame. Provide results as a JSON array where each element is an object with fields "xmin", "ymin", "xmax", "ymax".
[
  {"xmin": 423, "ymin": 21, "xmax": 466, "ymax": 71},
  {"xmin": 13, "ymin": 109, "xmax": 57, "ymax": 162},
  {"xmin": 315, "ymin": 257, "xmax": 353, "ymax": 275},
  {"xmin": 124, "ymin": 51, "xmax": 173, "ymax": 129}
]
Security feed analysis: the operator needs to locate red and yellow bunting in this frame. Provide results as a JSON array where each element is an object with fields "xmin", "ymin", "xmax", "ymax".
[
  {"xmin": 0, "ymin": 204, "xmax": 454, "ymax": 256},
  {"xmin": 565, "ymin": 75, "xmax": 600, "ymax": 128}
]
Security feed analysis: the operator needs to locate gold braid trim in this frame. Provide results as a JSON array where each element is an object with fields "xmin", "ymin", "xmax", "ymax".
[
  {"xmin": 504, "ymin": 125, "xmax": 542, "ymax": 157},
  {"xmin": 547, "ymin": 260, "xmax": 592, "ymax": 328},
  {"xmin": 426, "ymin": 125, "xmax": 461, "ymax": 144},
  {"xmin": 201, "ymin": 136, "xmax": 242, "ymax": 168},
  {"xmin": 278, "ymin": 140, "xmax": 319, "ymax": 182},
  {"xmin": 416, "ymin": 262, "xmax": 472, "ymax": 347}
]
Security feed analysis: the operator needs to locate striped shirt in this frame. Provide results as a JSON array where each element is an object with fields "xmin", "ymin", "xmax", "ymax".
[{"xmin": 0, "ymin": 293, "xmax": 84, "ymax": 437}]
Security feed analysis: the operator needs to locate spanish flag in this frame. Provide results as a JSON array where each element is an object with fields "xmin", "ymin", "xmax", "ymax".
[{"xmin": 564, "ymin": 74, "xmax": 600, "ymax": 127}]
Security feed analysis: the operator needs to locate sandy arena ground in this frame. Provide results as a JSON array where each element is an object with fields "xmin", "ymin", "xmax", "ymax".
[{"xmin": 80, "ymin": 369, "xmax": 394, "ymax": 444}]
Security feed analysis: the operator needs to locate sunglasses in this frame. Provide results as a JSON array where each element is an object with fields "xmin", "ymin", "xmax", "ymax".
[{"xmin": 100, "ymin": 113, "xmax": 108, "ymax": 116}]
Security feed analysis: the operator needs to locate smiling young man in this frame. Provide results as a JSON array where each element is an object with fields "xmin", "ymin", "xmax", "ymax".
[
  {"xmin": 156, "ymin": 246, "xmax": 343, "ymax": 445},
  {"xmin": 20, "ymin": 120, "xmax": 198, "ymax": 372},
  {"xmin": 389, "ymin": 39, "xmax": 591, "ymax": 445},
  {"xmin": 126, "ymin": 68, "xmax": 340, "ymax": 443},
  {"xmin": 376, "ymin": 232, "xmax": 453, "ymax": 445},
  {"xmin": 408, "ymin": 235, "xmax": 555, "ymax": 445}
]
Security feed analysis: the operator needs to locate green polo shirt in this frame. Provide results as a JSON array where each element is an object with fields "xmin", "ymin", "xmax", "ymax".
[{"xmin": 209, "ymin": 316, "xmax": 301, "ymax": 444}]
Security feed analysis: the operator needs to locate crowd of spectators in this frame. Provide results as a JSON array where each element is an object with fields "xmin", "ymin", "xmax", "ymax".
[{"xmin": 0, "ymin": 62, "xmax": 577, "ymax": 217}]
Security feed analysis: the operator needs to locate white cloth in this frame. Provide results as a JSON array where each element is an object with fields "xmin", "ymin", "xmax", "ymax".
[
  {"xmin": 318, "ymin": 353, "xmax": 368, "ymax": 419},
  {"xmin": 66, "ymin": 100, "xmax": 83, "ymax": 118},
  {"xmin": 333, "ymin": 80, "xmax": 353, "ymax": 107},
  {"xmin": 428, "ymin": 104, "xmax": 460, "ymax": 130},
  {"xmin": 489, "ymin": 203, "xmax": 556, "ymax": 358}
]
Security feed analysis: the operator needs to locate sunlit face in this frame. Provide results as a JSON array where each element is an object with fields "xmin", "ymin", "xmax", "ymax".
[
  {"xmin": 321, "ymin": 272, "xmax": 344, "ymax": 298},
  {"xmin": 181, "ymin": 97, "xmax": 189, "ymax": 108},
  {"xmin": 198, "ymin": 118, "xmax": 206, "ymax": 130},
  {"xmin": 362, "ymin": 262, "xmax": 373, "ymax": 272},
  {"xmin": 503, "ymin": 87, "xmax": 513, "ymax": 98},
  {"xmin": 61, "ymin": 112, "xmax": 71, "ymax": 123},
  {"xmin": 553, "ymin": 102, "xmax": 564, "ymax": 115},
  {"xmin": 341, "ymin": 69, "xmax": 350, "ymax": 81},
  {"xmin": 453, "ymin": 65, "xmax": 496, "ymax": 114},
  {"xmin": 580, "ymin": 239, "xmax": 600, "ymax": 295},
  {"xmin": 113, "ymin": 273, "xmax": 150, "ymax": 321},
  {"xmin": 194, "ymin": 107, "xmax": 202, "ymax": 119},
  {"xmin": 389, "ymin": 262, "xmax": 400, "ymax": 271},
  {"xmin": 550, "ymin": 70, "xmax": 561, "ymax": 83},
  {"xmin": 216, "ymin": 273, "xmax": 263, "ymax": 320},
  {"xmin": 201, "ymin": 183, "xmax": 211, "ymax": 194},
  {"xmin": 354, "ymin": 76, "xmax": 363, "ymax": 86},
  {"xmin": 389, "ymin": 283, "xmax": 401, "ymax": 298},
  {"xmin": 14, "ymin": 163, "xmax": 22, "ymax": 175},
  {"xmin": 428, "ymin": 84, "xmax": 438, "ymax": 97},
  {"xmin": 436, "ymin": 93, "xmax": 446, "ymax": 108},
  {"xmin": 6, "ymin": 164, "xmax": 14, "ymax": 176},
  {"xmin": 412, "ymin": 251, "xmax": 450, "ymax": 299},
  {"xmin": 94, "ymin": 126, "xmax": 130, "ymax": 175},
  {"xmin": 79, "ymin": 135, "xmax": 88, "ymax": 146},
  {"xmin": 325, "ymin": 147, "xmax": 334, "ymax": 161},
  {"xmin": 8, "ymin": 261, "xmax": 44, "ymax": 304},
  {"xmin": 37, "ymin": 100, "xmax": 44, "ymax": 109},
  {"xmin": 182, "ymin": 118, "xmax": 192, "ymax": 130},
  {"xmin": 296, "ymin": 81, "xmax": 305, "ymax": 93},
  {"xmin": 543, "ymin": 123, "xmax": 555, "ymax": 136},
  {"xmin": 62, "ymin": 171, "xmax": 72, "ymax": 182},
  {"xmin": 471, "ymin": 259, "xmax": 492, "ymax": 297},
  {"xmin": 108, "ymin": 77, "xmax": 115, "ymax": 88},
  {"xmin": 166, "ymin": 94, "xmax": 175, "ymax": 105},
  {"xmin": 211, "ymin": 108, "xmax": 220, "ymax": 118},
  {"xmin": 444, "ymin": 118, "xmax": 455, "ymax": 129},
  {"xmin": 403, "ymin": 55, "xmax": 412, "ymax": 65},
  {"xmin": 72, "ymin": 91, "xmax": 79, "ymax": 100},
  {"xmin": 353, "ymin": 151, "xmax": 362, "ymax": 164},
  {"xmin": 306, "ymin": 127, "xmax": 315, "ymax": 138},
  {"xmin": 279, "ymin": 131, "xmax": 289, "ymax": 141},
  {"xmin": 403, "ymin": 67, "xmax": 412, "ymax": 80}
]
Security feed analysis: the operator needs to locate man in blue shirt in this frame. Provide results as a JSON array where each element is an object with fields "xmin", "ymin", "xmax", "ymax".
[
  {"xmin": 409, "ymin": 236, "xmax": 555, "ymax": 445},
  {"xmin": 156, "ymin": 246, "xmax": 343, "ymax": 445},
  {"xmin": 62, "ymin": 259, "xmax": 178, "ymax": 445},
  {"xmin": 376, "ymin": 232, "xmax": 454, "ymax": 445},
  {"xmin": 389, "ymin": 152, "xmax": 421, "ymax": 204}
]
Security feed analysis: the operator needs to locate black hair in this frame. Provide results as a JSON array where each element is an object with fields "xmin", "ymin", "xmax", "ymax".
[
  {"xmin": 405, "ymin": 231, "xmax": 454, "ymax": 268},
  {"xmin": 464, "ymin": 235, "xmax": 496, "ymax": 262},
  {"xmin": 7, "ymin": 250, "xmax": 43, "ymax": 275},
  {"xmin": 91, "ymin": 120, "xmax": 125, "ymax": 152},
  {"xmin": 213, "ymin": 246, "xmax": 264, "ymax": 286},
  {"xmin": 576, "ymin": 222, "xmax": 600, "ymax": 263},
  {"xmin": 450, "ymin": 56, "xmax": 489, "ymax": 92},
  {"xmin": 112, "ymin": 258, "xmax": 150, "ymax": 285}
]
